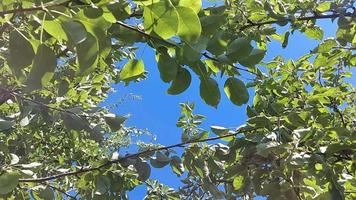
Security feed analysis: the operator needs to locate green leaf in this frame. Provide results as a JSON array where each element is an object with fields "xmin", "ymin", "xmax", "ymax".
[
  {"xmin": 150, "ymin": 151, "xmax": 171, "ymax": 168},
  {"xmin": 312, "ymin": 38, "xmax": 337, "ymax": 53},
  {"xmin": 43, "ymin": 17, "xmax": 68, "ymax": 42},
  {"xmin": 224, "ymin": 77, "xmax": 249, "ymax": 106},
  {"xmin": 76, "ymin": 33, "xmax": 99, "ymax": 75},
  {"xmin": 178, "ymin": 0, "xmax": 201, "ymax": 13},
  {"xmin": 134, "ymin": 0, "xmax": 160, "ymax": 6},
  {"xmin": 0, "ymin": 172, "xmax": 19, "ymax": 195},
  {"xmin": 8, "ymin": 31, "xmax": 35, "ymax": 72},
  {"xmin": 170, "ymin": 156, "xmax": 184, "ymax": 176},
  {"xmin": 233, "ymin": 175, "xmax": 244, "ymax": 190},
  {"xmin": 210, "ymin": 126, "xmax": 234, "ymax": 141},
  {"xmin": 176, "ymin": 6, "xmax": 201, "ymax": 43},
  {"xmin": 282, "ymin": 31, "xmax": 290, "ymax": 48},
  {"xmin": 167, "ymin": 68, "xmax": 191, "ymax": 95},
  {"xmin": 226, "ymin": 38, "xmax": 253, "ymax": 62},
  {"xmin": 157, "ymin": 53, "xmax": 179, "ymax": 83},
  {"xmin": 61, "ymin": 20, "xmax": 87, "ymax": 44},
  {"xmin": 62, "ymin": 113, "xmax": 87, "ymax": 131},
  {"xmin": 143, "ymin": 1, "xmax": 179, "ymax": 39},
  {"xmin": 304, "ymin": 26, "xmax": 324, "ymax": 40},
  {"xmin": 119, "ymin": 59, "xmax": 145, "ymax": 82},
  {"xmin": 134, "ymin": 160, "xmax": 151, "ymax": 181},
  {"xmin": 316, "ymin": 2, "xmax": 331, "ymax": 12},
  {"xmin": 38, "ymin": 186, "xmax": 54, "ymax": 200},
  {"xmin": 26, "ymin": 44, "xmax": 56, "ymax": 91},
  {"xmin": 0, "ymin": 119, "xmax": 15, "ymax": 132},
  {"xmin": 239, "ymin": 49, "xmax": 266, "ymax": 67},
  {"xmin": 104, "ymin": 114, "xmax": 128, "ymax": 131},
  {"xmin": 199, "ymin": 77, "xmax": 220, "ymax": 108}
]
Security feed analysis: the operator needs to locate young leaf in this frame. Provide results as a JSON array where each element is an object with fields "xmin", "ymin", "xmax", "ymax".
[
  {"xmin": 119, "ymin": 59, "xmax": 145, "ymax": 81},
  {"xmin": 199, "ymin": 77, "xmax": 220, "ymax": 108},
  {"xmin": 233, "ymin": 176, "xmax": 244, "ymax": 190},
  {"xmin": 304, "ymin": 26, "xmax": 324, "ymax": 41},
  {"xmin": 224, "ymin": 78, "xmax": 249, "ymax": 106}
]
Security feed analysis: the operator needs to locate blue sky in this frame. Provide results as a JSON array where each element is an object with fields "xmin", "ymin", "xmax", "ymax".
[{"xmin": 103, "ymin": 18, "xmax": 343, "ymax": 199}]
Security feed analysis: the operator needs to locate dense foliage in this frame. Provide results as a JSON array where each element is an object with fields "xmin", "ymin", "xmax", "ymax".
[{"xmin": 0, "ymin": 0, "xmax": 355, "ymax": 199}]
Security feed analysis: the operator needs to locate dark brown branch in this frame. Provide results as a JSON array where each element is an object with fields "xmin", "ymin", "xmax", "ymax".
[
  {"xmin": 0, "ymin": 1, "xmax": 71, "ymax": 16},
  {"xmin": 47, "ymin": 185, "xmax": 76, "ymax": 200},
  {"xmin": 201, "ymin": 52, "xmax": 259, "ymax": 76},
  {"xmin": 18, "ymin": 128, "xmax": 256, "ymax": 183},
  {"xmin": 239, "ymin": 12, "xmax": 354, "ymax": 31}
]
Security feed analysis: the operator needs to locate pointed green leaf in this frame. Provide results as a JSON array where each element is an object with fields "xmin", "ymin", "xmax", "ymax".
[
  {"xmin": 43, "ymin": 17, "xmax": 68, "ymax": 42},
  {"xmin": 199, "ymin": 77, "xmax": 220, "ymax": 107},
  {"xmin": 61, "ymin": 20, "xmax": 87, "ymax": 44},
  {"xmin": 104, "ymin": 114, "xmax": 128, "ymax": 131},
  {"xmin": 304, "ymin": 26, "xmax": 324, "ymax": 40},
  {"xmin": 26, "ymin": 44, "xmax": 56, "ymax": 91},
  {"xmin": 8, "ymin": 31, "xmax": 35, "ymax": 72},
  {"xmin": 119, "ymin": 59, "xmax": 145, "ymax": 81},
  {"xmin": 176, "ymin": 6, "xmax": 201, "ymax": 43},
  {"xmin": 167, "ymin": 68, "xmax": 191, "ymax": 95},
  {"xmin": 239, "ymin": 49, "xmax": 266, "ymax": 67},
  {"xmin": 77, "ymin": 33, "xmax": 99, "ymax": 75},
  {"xmin": 224, "ymin": 77, "xmax": 249, "ymax": 106}
]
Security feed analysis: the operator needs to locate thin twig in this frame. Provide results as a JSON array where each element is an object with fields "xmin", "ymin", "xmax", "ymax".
[
  {"xmin": 18, "ymin": 127, "xmax": 257, "ymax": 183},
  {"xmin": 0, "ymin": 1, "xmax": 70, "ymax": 16},
  {"xmin": 0, "ymin": 87, "xmax": 88, "ymax": 118},
  {"xmin": 239, "ymin": 12, "xmax": 354, "ymax": 31},
  {"xmin": 48, "ymin": 185, "xmax": 77, "ymax": 200}
]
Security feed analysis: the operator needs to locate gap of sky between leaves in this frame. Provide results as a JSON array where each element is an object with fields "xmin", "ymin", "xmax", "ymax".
[{"xmin": 102, "ymin": 18, "xmax": 345, "ymax": 199}]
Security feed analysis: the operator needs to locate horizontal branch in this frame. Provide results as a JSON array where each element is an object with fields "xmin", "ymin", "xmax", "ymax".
[
  {"xmin": 18, "ymin": 128, "xmax": 256, "ymax": 183},
  {"xmin": 0, "ymin": 1, "xmax": 70, "ymax": 16},
  {"xmin": 0, "ymin": 87, "xmax": 88, "ymax": 118},
  {"xmin": 239, "ymin": 12, "xmax": 355, "ymax": 31}
]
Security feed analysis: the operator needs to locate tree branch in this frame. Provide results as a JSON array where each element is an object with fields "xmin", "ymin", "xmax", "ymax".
[
  {"xmin": 239, "ymin": 12, "xmax": 354, "ymax": 31},
  {"xmin": 0, "ymin": 87, "xmax": 88, "ymax": 118},
  {"xmin": 0, "ymin": 1, "xmax": 71, "ymax": 16},
  {"xmin": 18, "ymin": 127, "xmax": 257, "ymax": 183},
  {"xmin": 47, "ymin": 185, "xmax": 76, "ymax": 200}
]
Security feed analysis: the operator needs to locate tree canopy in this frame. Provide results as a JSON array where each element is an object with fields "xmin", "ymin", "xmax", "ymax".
[{"xmin": 0, "ymin": 0, "xmax": 355, "ymax": 199}]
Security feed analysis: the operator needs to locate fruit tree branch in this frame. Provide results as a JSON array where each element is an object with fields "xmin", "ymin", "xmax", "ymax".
[{"xmin": 18, "ymin": 127, "xmax": 256, "ymax": 183}]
